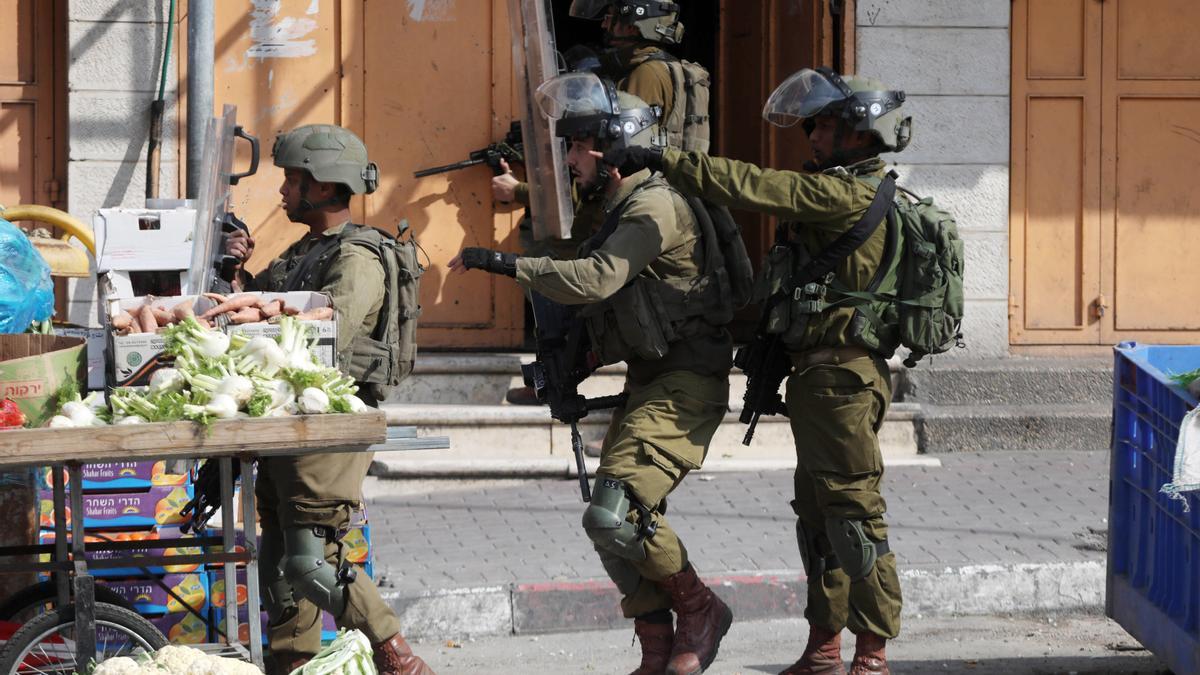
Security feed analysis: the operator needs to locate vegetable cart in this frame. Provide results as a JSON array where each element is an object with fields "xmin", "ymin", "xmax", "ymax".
[{"xmin": 0, "ymin": 411, "xmax": 446, "ymax": 673}]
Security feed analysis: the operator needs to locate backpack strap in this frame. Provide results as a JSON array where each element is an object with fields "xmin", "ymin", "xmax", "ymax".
[
  {"xmin": 581, "ymin": 176, "xmax": 664, "ymax": 255},
  {"xmin": 280, "ymin": 225, "xmax": 359, "ymax": 291}
]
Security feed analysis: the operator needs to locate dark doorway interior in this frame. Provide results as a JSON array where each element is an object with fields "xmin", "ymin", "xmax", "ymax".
[{"xmin": 549, "ymin": 1, "xmax": 721, "ymax": 148}]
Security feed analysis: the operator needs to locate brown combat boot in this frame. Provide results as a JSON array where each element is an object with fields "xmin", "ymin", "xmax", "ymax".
[
  {"xmin": 265, "ymin": 651, "xmax": 311, "ymax": 675},
  {"xmin": 373, "ymin": 633, "xmax": 436, "ymax": 675},
  {"xmin": 777, "ymin": 625, "xmax": 845, "ymax": 675},
  {"xmin": 848, "ymin": 632, "xmax": 888, "ymax": 675},
  {"xmin": 658, "ymin": 565, "xmax": 733, "ymax": 675},
  {"xmin": 629, "ymin": 617, "xmax": 674, "ymax": 675}
]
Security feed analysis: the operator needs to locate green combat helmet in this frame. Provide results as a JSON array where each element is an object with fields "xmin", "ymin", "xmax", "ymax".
[
  {"xmin": 535, "ymin": 72, "xmax": 662, "ymax": 153},
  {"xmin": 763, "ymin": 67, "xmax": 912, "ymax": 154},
  {"xmin": 272, "ymin": 124, "xmax": 379, "ymax": 195},
  {"xmin": 569, "ymin": 0, "xmax": 685, "ymax": 45}
]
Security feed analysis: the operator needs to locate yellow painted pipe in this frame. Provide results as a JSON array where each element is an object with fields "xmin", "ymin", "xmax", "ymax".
[{"xmin": 1, "ymin": 204, "xmax": 96, "ymax": 255}]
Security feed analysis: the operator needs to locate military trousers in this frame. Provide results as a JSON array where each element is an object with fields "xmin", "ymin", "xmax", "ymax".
[
  {"xmin": 256, "ymin": 445, "xmax": 401, "ymax": 656},
  {"xmin": 785, "ymin": 351, "xmax": 902, "ymax": 639},
  {"xmin": 594, "ymin": 369, "xmax": 729, "ymax": 618}
]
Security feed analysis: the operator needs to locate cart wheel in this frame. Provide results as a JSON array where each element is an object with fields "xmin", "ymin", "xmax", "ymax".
[
  {"xmin": 0, "ymin": 602, "xmax": 166, "ymax": 674},
  {"xmin": 0, "ymin": 581, "xmax": 133, "ymax": 625}
]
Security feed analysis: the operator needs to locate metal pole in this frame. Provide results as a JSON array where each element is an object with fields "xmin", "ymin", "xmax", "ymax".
[{"xmin": 186, "ymin": 0, "xmax": 214, "ymax": 199}]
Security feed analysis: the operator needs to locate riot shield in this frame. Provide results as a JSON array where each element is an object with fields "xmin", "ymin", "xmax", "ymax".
[
  {"xmin": 186, "ymin": 105, "xmax": 259, "ymax": 294},
  {"xmin": 507, "ymin": 0, "xmax": 574, "ymax": 240}
]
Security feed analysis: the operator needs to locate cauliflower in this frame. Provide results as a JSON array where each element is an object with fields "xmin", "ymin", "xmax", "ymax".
[{"xmin": 94, "ymin": 645, "xmax": 263, "ymax": 675}]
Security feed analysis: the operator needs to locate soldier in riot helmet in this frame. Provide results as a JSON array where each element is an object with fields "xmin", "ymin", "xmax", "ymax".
[
  {"xmin": 492, "ymin": 0, "xmax": 709, "ymax": 246},
  {"xmin": 451, "ymin": 73, "xmax": 735, "ymax": 675},
  {"xmin": 224, "ymin": 125, "xmax": 432, "ymax": 675},
  {"xmin": 603, "ymin": 68, "xmax": 914, "ymax": 674}
]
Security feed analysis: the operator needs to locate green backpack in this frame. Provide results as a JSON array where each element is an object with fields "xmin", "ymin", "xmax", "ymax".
[
  {"xmin": 892, "ymin": 186, "xmax": 965, "ymax": 366},
  {"xmin": 849, "ymin": 179, "xmax": 964, "ymax": 366}
]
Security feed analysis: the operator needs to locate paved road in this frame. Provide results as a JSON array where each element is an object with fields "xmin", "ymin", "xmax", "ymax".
[{"xmin": 364, "ymin": 451, "xmax": 1109, "ymax": 595}]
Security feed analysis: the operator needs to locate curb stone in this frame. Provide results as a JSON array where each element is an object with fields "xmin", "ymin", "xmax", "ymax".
[{"xmin": 379, "ymin": 560, "xmax": 1105, "ymax": 639}]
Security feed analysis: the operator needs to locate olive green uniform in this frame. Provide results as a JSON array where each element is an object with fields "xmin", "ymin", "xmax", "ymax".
[
  {"xmin": 515, "ymin": 44, "xmax": 677, "ymax": 258},
  {"xmin": 515, "ymin": 170, "xmax": 732, "ymax": 617},
  {"xmin": 658, "ymin": 147, "xmax": 904, "ymax": 639},
  {"xmin": 247, "ymin": 221, "xmax": 402, "ymax": 654}
]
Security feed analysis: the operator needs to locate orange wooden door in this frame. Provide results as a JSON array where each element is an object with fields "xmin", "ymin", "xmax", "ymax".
[
  {"xmin": 209, "ymin": 0, "xmax": 522, "ymax": 349},
  {"xmin": 0, "ymin": 0, "xmax": 63, "ymax": 208},
  {"xmin": 1012, "ymin": 0, "xmax": 1200, "ymax": 345},
  {"xmin": 1100, "ymin": 0, "xmax": 1200, "ymax": 343}
]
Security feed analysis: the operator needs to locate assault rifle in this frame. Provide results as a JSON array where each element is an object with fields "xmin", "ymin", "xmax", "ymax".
[
  {"xmin": 414, "ymin": 121, "xmax": 524, "ymax": 178},
  {"xmin": 734, "ymin": 304, "xmax": 791, "ymax": 446},
  {"xmin": 521, "ymin": 291, "xmax": 627, "ymax": 502}
]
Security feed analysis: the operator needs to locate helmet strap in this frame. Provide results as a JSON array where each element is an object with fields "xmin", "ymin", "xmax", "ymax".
[{"xmin": 296, "ymin": 174, "xmax": 343, "ymax": 217}]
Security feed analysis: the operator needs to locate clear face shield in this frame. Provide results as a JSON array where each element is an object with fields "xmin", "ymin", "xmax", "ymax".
[
  {"xmin": 761, "ymin": 68, "xmax": 849, "ymax": 128},
  {"xmin": 568, "ymin": 0, "xmax": 612, "ymax": 19},
  {"xmin": 535, "ymin": 72, "xmax": 616, "ymax": 123}
]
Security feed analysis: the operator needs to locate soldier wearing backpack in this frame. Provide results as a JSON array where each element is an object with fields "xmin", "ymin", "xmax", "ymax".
[
  {"xmin": 452, "ymin": 73, "xmax": 749, "ymax": 675},
  {"xmin": 604, "ymin": 68, "xmax": 963, "ymax": 675},
  {"xmin": 224, "ymin": 124, "xmax": 430, "ymax": 675}
]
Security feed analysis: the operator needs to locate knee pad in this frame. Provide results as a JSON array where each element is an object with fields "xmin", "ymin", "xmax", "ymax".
[
  {"xmin": 582, "ymin": 476, "xmax": 653, "ymax": 562},
  {"xmin": 795, "ymin": 520, "xmax": 839, "ymax": 578},
  {"xmin": 824, "ymin": 516, "xmax": 890, "ymax": 582},
  {"xmin": 281, "ymin": 527, "xmax": 347, "ymax": 616}
]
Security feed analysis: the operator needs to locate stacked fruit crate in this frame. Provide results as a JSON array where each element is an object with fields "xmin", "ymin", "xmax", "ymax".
[{"xmin": 35, "ymin": 461, "xmax": 211, "ymax": 643}]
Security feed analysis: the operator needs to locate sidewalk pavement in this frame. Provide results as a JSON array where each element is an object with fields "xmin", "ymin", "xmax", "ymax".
[{"xmin": 362, "ymin": 451, "xmax": 1111, "ymax": 639}]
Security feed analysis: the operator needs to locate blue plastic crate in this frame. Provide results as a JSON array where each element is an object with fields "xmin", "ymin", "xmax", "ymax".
[{"xmin": 1109, "ymin": 342, "xmax": 1200, "ymax": 675}]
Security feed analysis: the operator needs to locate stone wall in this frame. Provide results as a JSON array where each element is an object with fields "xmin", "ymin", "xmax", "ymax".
[
  {"xmin": 857, "ymin": 0, "xmax": 1011, "ymax": 357},
  {"xmin": 66, "ymin": 0, "xmax": 180, "ymax": 325}
]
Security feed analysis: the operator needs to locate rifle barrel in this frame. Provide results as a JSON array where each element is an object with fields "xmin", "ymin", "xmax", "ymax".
[
  {"xmin": 742, "ymin": 412, "xmax": 761, "ymax": 446},
  {"xmin": 413, "ymin": 157, "xmax": 487, "ymax": 178}
]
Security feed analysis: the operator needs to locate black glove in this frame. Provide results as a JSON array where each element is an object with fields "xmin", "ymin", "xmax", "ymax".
[
  {"xmin": 461, "ymin": 247, "xmax": 519, "ymax": 277},
  {"xmin": 602, "ymin": 146, "xmax": 665, "ymax": 177}
]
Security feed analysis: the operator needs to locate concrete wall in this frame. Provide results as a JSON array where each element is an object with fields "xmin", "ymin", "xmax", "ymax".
[
  {"xmin": 66, "ymin": 0, "xmax": 180, "ymax": 325},
  {"xmin": 857, "ymin": 0, "xmax": 1011, "ymax": 357}
]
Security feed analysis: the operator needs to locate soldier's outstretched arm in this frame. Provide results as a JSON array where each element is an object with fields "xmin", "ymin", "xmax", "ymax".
[{"xmin": 658, "ymin": 148, "xmax": 868, "ymax": 226}]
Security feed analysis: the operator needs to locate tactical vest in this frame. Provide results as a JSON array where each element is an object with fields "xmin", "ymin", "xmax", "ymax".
[
  {"xmin": 755, "ymin": 168, "xmax": 901, "ymax": 355},
  {"xmin": 578, "ymin": 177, "xmax": 740, "ymax": 366},
  {"xmin": 266, "ymin": 223, "xmax": 424, "ymax": 398},
  {"xmin": 627, "ymin": 50, "xmax": 711, "ymax": 153}
]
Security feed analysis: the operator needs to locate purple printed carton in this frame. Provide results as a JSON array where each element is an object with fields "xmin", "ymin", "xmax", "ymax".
[
  {"xmin": 100, "ymin": 573, "xmax": 209, "ymax": 615},
  {"xmin": 39, "ymin": 526, "xmax": 204, "ymax": 578},
  {"xmin": 35, "ymin": 461, "xmax": 189, "ymax": 492},
  {"xmin": 38, "ymin": 485, "xmax": 194, "ymax": 530}
]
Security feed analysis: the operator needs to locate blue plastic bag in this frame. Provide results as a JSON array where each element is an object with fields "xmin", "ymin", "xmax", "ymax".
[{"xmin": 0, "ymin": 217, "xmax": 55, "ymax": 333}]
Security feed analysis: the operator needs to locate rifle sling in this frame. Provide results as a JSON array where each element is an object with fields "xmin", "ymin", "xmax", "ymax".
[{"xmin": 791, "ymin": 172, "xmax": 895, "ymax": 289}]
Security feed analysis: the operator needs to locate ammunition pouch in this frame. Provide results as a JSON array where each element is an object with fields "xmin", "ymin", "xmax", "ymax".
[{"xmin": 581, "ymin": 272, "xmax": 731, "ymax": 366}]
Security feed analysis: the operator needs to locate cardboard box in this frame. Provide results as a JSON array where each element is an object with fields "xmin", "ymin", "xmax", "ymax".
[
  {"xmin": 35, "ymin": 461, "xmax": 190, "ymax": 492},
  {"xmin": 0, "ymin": 334, "xmax": 86, "ymax": 428},
  {"xmin": 148, "ymin": 611, "xmax": 209, "ymax": 645},
  {"xmin": 224, "ymin": 291, "xmax": 338, "ymax": 368},
  {"xmin": 94, "ymin": 208, "xmax": 197, "ymax": 273},
  {"xmin": 52, "ymin": 327, "xmax": 106, "ymax": 391},
  {"xmin": 210, "ymin": 607, "xmax": 268, "ymax": 645},
  {"xmin": 38, "ymin": 485, "xmax": 194, "ymax": 530},
  {"xmin": 105, "ymin": 295, "xmax": 214, "ymax": 387},
  {"xmin": 38, "ymin": 526, "xmax": 204, "ymax": 577},
  {"xmin": 100, "ymin": 573, "xmax": 210, "ymax": 615}
]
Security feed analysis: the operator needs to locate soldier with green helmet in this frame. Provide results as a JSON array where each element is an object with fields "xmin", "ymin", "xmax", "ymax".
[
  {"xmin": 451, "ymin": 73, "xmax": 734, "ymax": 675},
  {"xmin": 603, "ymin": 68, "xmax": 914, "ymax": 675},
  {"xmin": 224, "ymin": 124, "xmax": 434, "ymax": 675}
]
